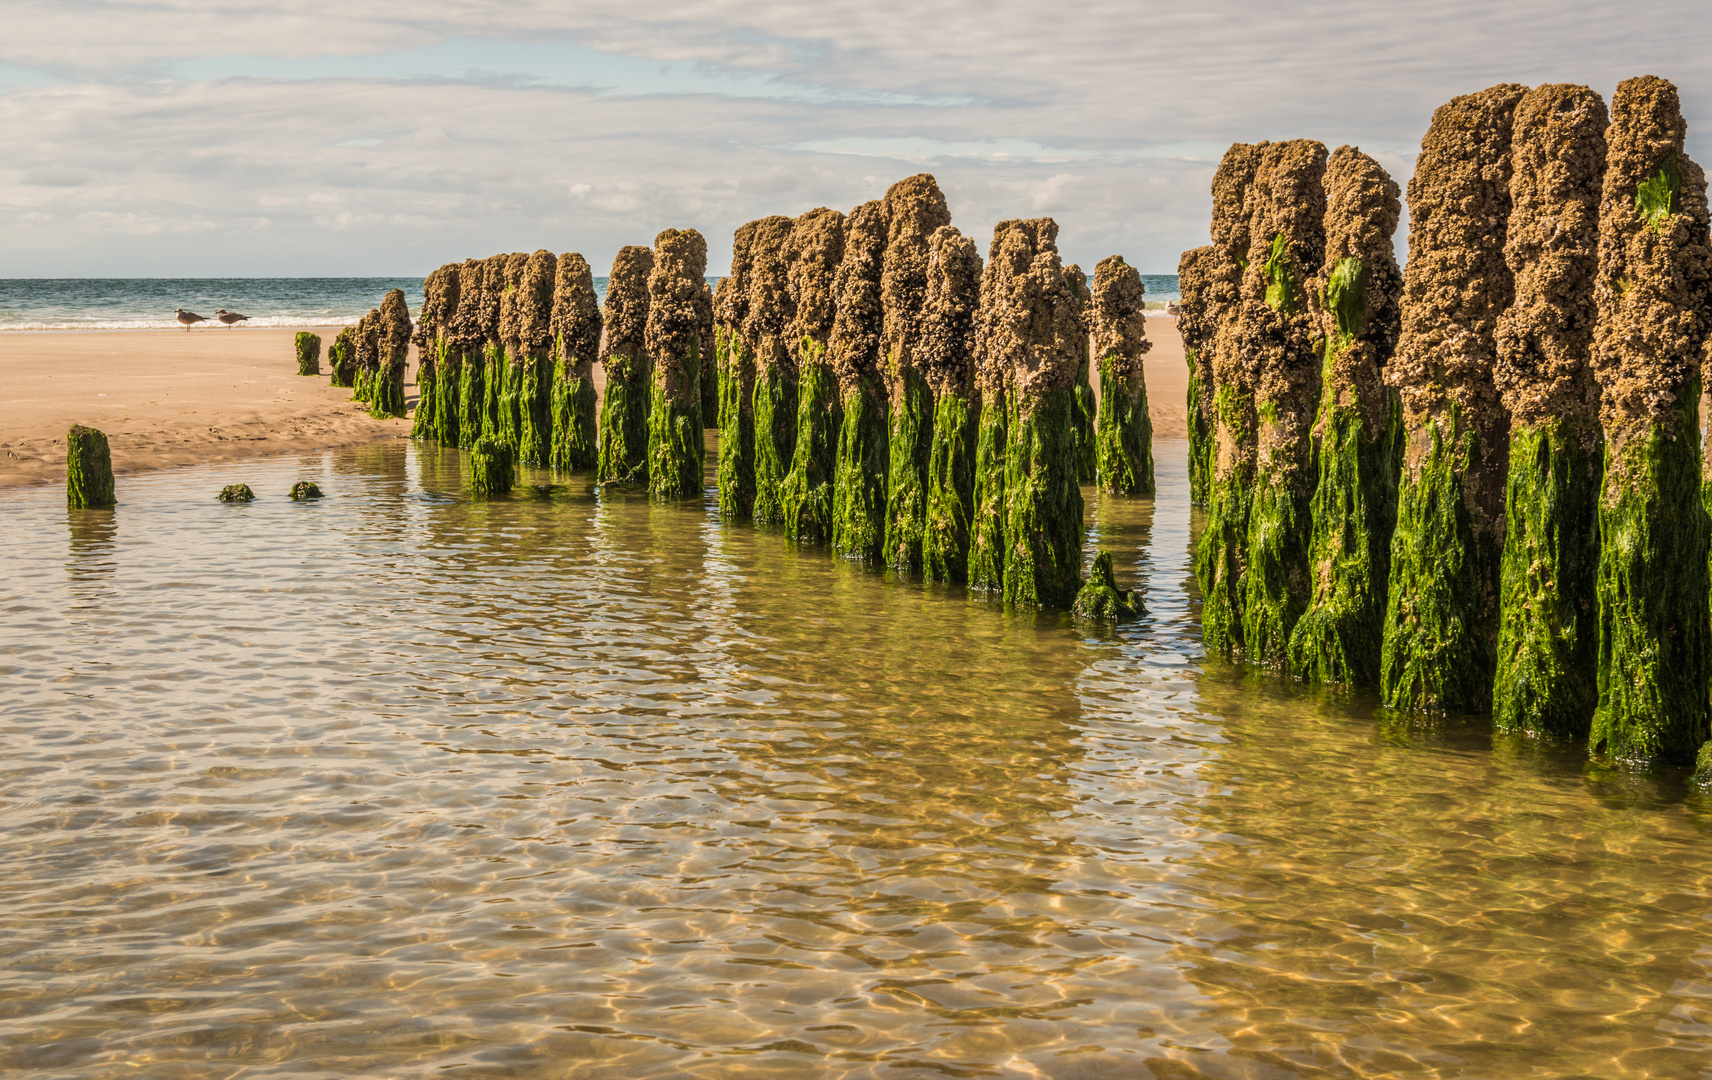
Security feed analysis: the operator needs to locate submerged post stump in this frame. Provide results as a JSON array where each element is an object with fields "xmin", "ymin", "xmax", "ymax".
[
  {"xmin": 1286, "ymin": 146, "xmax": 1405, "ymax": 686},
  {"xmin": 920, "ymin": 225, "xmax": 983, "ymax": 582},
  {"xmin": 549, "ymin": 253, "xmax": 602, "ymax": 471},
  {"xmin": 217, "ymin": 483, "xmax": 255, "ymax": 502},
  {"xmin": 1381, "ymin": 84, "xmax": 1526, "ymax": 713},
  {"xmin": 1090, "ymin": 255, "xmax": 1154, "ymax": 495},
  {"xmin": 645, "ymin": 228, "xmax": 713, "ymax": 497},
  {"xmin": 829, "ymin": 201, "xmax": 891, "ymax": 562},
  {"xmin": 470, "ymin": 438, "xmax": 514, "ymax": 496},
  {"xmin": 1588, "ymin": 75, "xmax": 1712, "ymax": 764},
  {"xmin": 780, "ymin": 208, "xmax": 846, "ymax": 539},
  {"xmin": 718, "ymin": 222, "xmax": 761, "ymax": 519},
  {"xmin": 1176, "ymin": 245, "xmax": 1216, "ymax": 505},
  {"xmin": 746, "ymin": 216, "xmax": 799, "ymax": 520},
  {"xmin": 598, "ymin": 246, "xmax": 655, "ymax": 485},
  {"xmin": 295, "ymin": 331, "xmax": 321, "ymax": 377},
  {"xmin": 289, "ymin": 481, "xmax": 323, "ymax": 501},
  {"xmin": 1491, "ymin": 84, "xmax": 1608, "ymax": 735},
  {"xmin": 66, "ymin": 424, "xmax": 115, "ymax": 508},
  {"xmin": 1072, "ymin": 550, "xmax": 1145, "ymax": 623}
]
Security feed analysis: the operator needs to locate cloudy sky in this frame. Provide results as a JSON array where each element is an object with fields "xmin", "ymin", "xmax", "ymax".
[{"xmin": 2, "ymin": 1, "xmax": 1707, "ymax": 278}]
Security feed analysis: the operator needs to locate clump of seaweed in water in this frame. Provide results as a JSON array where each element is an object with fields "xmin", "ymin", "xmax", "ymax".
[
  {"xmin": 1176, "ymin": 245, "xmax": 1216, "ymax": 504},
  {"xmin": 779, "ymin": 207, "xmax": 847, "ymax": 540},
  {"xmin": 289, "ymin": 481, "xmax": 322, "ymax": 501},
  {"xmin": 745, "ymin": 216, "xmax": 800, "ymax": 521},
  {"xmin": 1089, "ymin": 254, "xmax": 1153, "ymax": 495},
  {"xmin": 829, "ymin": 200, "xmax": 890, "ymax": 561},
  {"xmin": 717, "ymin": 221, "xmax": 762, "ymax": 519},
  {"xmin": 919, "ymin": 224, "xmax": 983, "ymax": 582},
  {"xmin": 1286, "ymin": 145, "xmax": 1405, "ymax": 686},
  {"xmin": 598, "ymin": 245, "xmax": 655, "ymax": 485},
  {"xmin": 217, "ymin": 483, "xmax": 255, "ymax": 503},
  {"xmin": 548, "ymin": 253, "xmax": 602, "ymax": 472},
  {"xmin": 1588, "ymin": 75, "xmax": 1712, "ymax": 764},
  {"xmin": 645, "ymin": 228, "xmax": 712, "ymax": 497},
  {"xmin": 1490, "ymin": 84, "xmax": 1608, "ymax": 735}
]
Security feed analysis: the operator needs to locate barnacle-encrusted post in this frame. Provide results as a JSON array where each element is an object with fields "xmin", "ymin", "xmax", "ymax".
[
  {"xmin": 921, "ymin": 225, "xmax": 982, "ymax": 582},
  {"xmin": 411, "ymin": 264, "xmax": 457, "ymax": 442},
  {"xmin": 548, "ymin": 253, "xmax": 601, "ymax": 471},
  {"xmin": 1177, "ymin": 245, "xmax": 1215, "ymax": 504},
  {"xmin": 295, "ymin": 331, "xmax": 321, "ymax": 377},
  {"xmin": 327, "ymin": 325, "xmax": 356, "ymax": 388},
  {"xmin": 513, "ymin": 250, "xmax": 558, "ymax": 464},
  {"xmin": 494, "ymin": 252, "xmax": 529, "ymax": 452},
  {"xmin": 1588, "ymin": 75, "xmax": 1712, "ymax": 763},
  {"xmin": 66, "ymin": 424, "xmax": 114, "ymax": 508},
  {"xmin": 1286, "ymin": 146, "xmax": 1405, "ymax": 686},
  {"xmin": 1090, "ymin": 255, "xmax": 1154, "ymax": 494},
  {"xmin": 747, "ymin": 216, "xmax": 799, "ymax": 521},
  {"xmin": 1196, "ymin": 143, "xmax": 1263, "ymax": 657},
  {"xmin": 830, "ymin": 200, "xmax": 890, "ymax": 561},
  {"xmin": 1381, "ymin": 85, "xmax": 1526, "ymax": 713},
  {"xmin": 881, "ymin": 174, "xmax": 953, "ymax": 571},
  {"xmin": 717, "ymin": 222, "xmax": 760, "ymax": 518},
  {"xmin": 1490, "ymin": 85, "xmax": 1607, "ymax": 734},
  {"xmin": 453, "ymin": 258, "xmax": 489, "ymax": 448},
  {"xmin": 645, "ymin": 228, "xmax": 712, "ymax": 497},
  {"xmin": 1064, "ymin": 263, "xmax": 1098, "ymax": 484},
  {"xmin": 351, "ymin": 309, "xmax": 378, "ymax": 403},
  {"xmin": 371, "ymin": 289, "xmax": 411, "ymax": 420},
  {"xmin": 780, "ymin": 207, "xmax": 846, "ymax": 540},
  {"xmin": 999, "ymin": 218, "xmax": 1086, "ymax": 609},
  {"xmin": 598, "ymin": 245, "xmax": 654, "ymax": 485}
]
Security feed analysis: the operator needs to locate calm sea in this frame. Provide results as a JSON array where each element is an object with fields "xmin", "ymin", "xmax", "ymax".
[{"xmin": 0, "ymin": 275, "xmax": 1182, "ymax": 331}]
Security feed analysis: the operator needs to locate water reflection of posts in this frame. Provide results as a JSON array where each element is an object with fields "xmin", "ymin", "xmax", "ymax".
[{"xmin": 66, "ymin": 507, "xmax": 118, "ymax": 597}]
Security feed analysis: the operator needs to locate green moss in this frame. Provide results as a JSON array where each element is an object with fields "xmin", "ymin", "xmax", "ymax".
[
  {"xmin": 516, "ymin": 356, "xmax": 552, "ymax": 465},
  {"xmin": 66, "ymin": 424, "xmax": 115, "ymax": 509},
  {"xmin": 648, "ymin": 345, "xmax": 704, "ymax": 499},
  {"xmin": 598, "ymin": 357, "xmax": 651, "ymax": 485},
  {"xmin": 1286, "ymin": 383, "xmax": 1402, "ymax": 686},
  {"xmin": 289, "ymin": 481, "xmax": 323, "ymax": 501},
  {"xmin": 1263, "ymin": 233, "xmax": 1301, "ymax": 314},
  {"xmin": 327, "ymin": 329, "xmax": 356, "ymax": 388},
  {"xmin": 410, "ymin": 363, "xmax": 436, "ymax": 440},
  {"xmin": 494, "ymin": 351, "xmax": 521, "ymax": 452},
  {"xmin": 1491, "ymin": 419, "xmax": 1601, "ymax": 736},
  {"xmin": 457, "ymin": 351, "xmax": 486, "ymax": 449},
  {"xmin": 295, "ymin": 331, "xmax": 321, "ymax": 376},
  {"xmin": 217, "ymin": 483, "xmax": 255, "ymax": 503},
  {"xmin": 751, "ymin": 363, "xmax": 798, "ymax": 522},
  {"xmin": 1380, "ymin": 403, "xmax": 1503, "ymax": 713},
  {"xmin": 1073, "ymin": 550, "xmax": 1145, "ymax": 622},
  {"xmin": 968, "ymin": 393, "xmax": 1008, "ymax": 595},
  {"xmin": 1324, "ymin": 257, "xmax": 1366, "ymax": 342},
  {"xmin": 780, "ymin": 347, "xmax": 841, "ymax": 542},
  {"xmin": 924, "ymin": 389, "xmax": 977, "ymax": 583},
  {"xmin": 1095, "ymin": 353, "xmax": 1154, "ymax": 495},
  {"xmin": 718, "ymin": 334, "xmax": 756, "ymax": 520},
  {"xmin": 470, "ymin": 438, "xmax": 515, "ymax": 497},
  {"xmin": 1003, "ymin": 386, "xmax": 1084, "ymax": 609},
  {"xmin": 1196, "ymin": 384, "xmax": 1256, "ymax": 659},
  {"xmin": 1637, "ymin": 156, "xmax": 1681, "ymax": 235},
  {"xmin": 1187, "ymin": 348, "xmax": 1210, "ymax": 505},
  {"xmin": 432, "ymin": 349, "xmax": 461, "ymax": 447},
  {"xmin": 883, "ymin": 365, "xmax": 933, "ymax": 570},
  {"xmin": 1591, "ymin": 385, "xmax": 1711, "ymax": 765},
  {"xmin": 831, "ymin": 374, "xmax": 889, "ymax": 563},
  {"xmin": 548, "ymin": 359, "xmax": 597, "ymax": 471},
  {"xmin": 352, "ymin": 366, "xmax": 372, "ymax": 404}
]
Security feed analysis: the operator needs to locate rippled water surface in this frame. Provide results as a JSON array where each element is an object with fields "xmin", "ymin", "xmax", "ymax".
[{"xmin": 4, "ymin": 439, "xmax": 1712, "ymax": 1079}]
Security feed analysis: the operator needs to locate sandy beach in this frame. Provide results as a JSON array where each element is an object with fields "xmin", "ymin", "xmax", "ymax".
[{"xmin": 0, "ymin": 319, "xmax": 1187, "ymax": 490}]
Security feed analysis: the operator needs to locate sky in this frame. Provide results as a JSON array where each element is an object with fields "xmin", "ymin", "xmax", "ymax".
[{"xmin": 2, "ymin": 0, "xmax": 1708, "ymax": 278}]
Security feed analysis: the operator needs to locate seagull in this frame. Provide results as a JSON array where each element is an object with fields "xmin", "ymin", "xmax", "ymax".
[
  {"xmin": 176, "ymin": 308, "xmax": 207, "ymax": 331},
  {"xmin": 215, "ymin": 309, "xmax": 250, "ymax": 327}
]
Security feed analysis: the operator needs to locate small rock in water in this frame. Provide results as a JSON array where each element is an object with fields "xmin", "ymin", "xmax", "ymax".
[
  {"xmin": 218, "ymin": 483, "xmax": 256, "ymax": 503},
  {"xmin": 1073, "ymin": 550, "xmax": 1145, "ymax": 623},
  {"xmin": 289, "ymin": 481, "xmax": 323, "ymax": 501}
]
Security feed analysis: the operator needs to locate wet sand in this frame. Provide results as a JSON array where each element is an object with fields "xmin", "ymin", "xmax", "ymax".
[{"xmin": 0, "ymin": 319, "xmax": 1186, "ymax": 490}]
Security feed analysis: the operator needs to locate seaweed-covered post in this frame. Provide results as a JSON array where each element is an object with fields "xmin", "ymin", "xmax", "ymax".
[
  {"xmin": 371, "ymin": 289, "xmax": 411, "ymax": 420},
  {"xmin": 453, "ymin": 258, "xmax": 489, "ymax": 448},
  {"xmin": 66, "ymin": 424, "xmax": 115, "ymax": 508},
  {"xmin": 645, "ymin": 228, "xmax": 712, "ymax": 497},
  {"xmin": 1064, "ymin": 263, "xmax": 1099, "ymax": 484},
  {"xmin": 598, "ymin": 245, "xmax": 654, "ymax": 485},
  {"xmin": 352, "ymin": 308, "xmax": 380, "ymax": 404},
  {"xmin": 920, "ymin": 225, "xmax": 983, "ymax": 581},
  {"xmin": 513, "ymin": 250, "xmax": 558, "ymax": 464},
  {"xmin": 780, "ymin": 208, "xmax": 846, "ymax": 540},
  {"xmin": 327, "ymin": 325, "xmax": 356, "ymax": 388},
  {"xmin": 410, "ymin": 264, "xmax": 457, "ymax": 442},
  {"xmin": 746, "ymin": 216, "xmax": 799, "ymax": 521},
  {"xmin": 1491, "ymin": 85, "xmax": 1608, "ymax": 734},
  {"xmin": 829, "ymin": 201, "xmax": 891, "ymax": 560},
  {"xmin": 1286, "ymin": 146, "xmax": 1405, "ymax": 685},
  {"xmin": 494, "ymin": 252, "xmax": 530, "ymax": 453},
  {"xmin": 881, "ymin": 174, "xmax": 953, "ymax": 570},
  {"xmin": 1196, "ymin": 143, "xmax": 1263, "ymax": 657},
  {"xmin": 717, "ymin": 222, "xmax": 761, "ymax": 518},
  {"xmin": 1176, "ymin": 246, "xmax": 1215, "ymax": 504},
  {"xmin": 1589, "ymin": 75, "xmax": 1712, "ymax": 763},
  {"xmin": 548, "ymin": 253, "xmax": 602, "ymax": 471},
  {"xmin": 1090, "ymin": 255, "xmax": 1154, "ymax": 494},
  {"xmin": 1381, "ymin": 85, "xmax": 1526, "ymax": 713},
  {"xmin": 470, "ymin": 438, "xmax": 514, "ymax": 496},
  {"xmin": 295, "ymin": 331, "xmax": 321, "ymax": 377}
]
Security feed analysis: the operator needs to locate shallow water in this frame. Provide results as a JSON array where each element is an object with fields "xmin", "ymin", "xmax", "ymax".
[{"xmin": 3, "ymin": 439, "xmax": 1710, "ymax": 1079}]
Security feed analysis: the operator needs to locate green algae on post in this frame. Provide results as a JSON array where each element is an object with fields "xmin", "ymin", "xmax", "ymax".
[
  {"xmin": 549, "ymin": 253, "xmax": 602, "ymax": 472},
  {"xmin": 295, "ymin": 331, "xmax": 321, "ymax": 377},
  {"xmin": 351, "ymin": 309, "xmax": 379, "ymax": 404},
  {"xmin": 778, "ymin": 207, "xmax": 846, "ymax": 540},
  {"xmin": 645, "ymin": 228, "xmax": 713, "ymax": 497},
  {"xmin": 1089, "ymin": 255, "xmax": 1153, "ymax": 495},
  {"xmin": 289, "ymin": 481, "xmax": 322, "ymax": 501},
  {"xmin": 598, "ymin": 245, "xmax": 654, "ymax": 485},
  {"xmin": 1072, "ymin": 550, "xmax": 1145, "ymax": 623},
  {"xmin": 470, "ymin": 438, "xmax": 514, "ymax": 496},
  {"xmin": 880, "ymin": 174, "xmax": 953, "ymax": 571},
  {"xmin": 452, "ymin": 258, "xmax": 491, "ymax": 448},
  {"xmin": 493, "ymin": 253, "xmax": 529, "ymax": 452},
  {"xmin": 327, "ymin": 325, "xmax": 356, "ymax": 389},
  {"xmin": 746, "ymin": 216, "xmax": 800, "ymax": 521},
  {"xmin": 411, "ymin": 264, "xmax": 460, "ymax": 444},
  {"xmin": 1176, "ymin": 245, "xmax": 1216, "ymax": 505},
  {"xmin": 1491, "ymin": 85, "xmax": 1608, "ymax": 735},
  {"xmin": 829, "ymin": 201, "xmax": 890, "ymax": 562},
  {"xmin": 1063, "ymin": 264, "xmax": 1098, "ymax": 485},
  {"xmin": 1286, "ymin": 146, "xmax": 1405, "ymax": 687},
  {"xmin": 1588, "ymin": 75, "xmax": 1712, "ymax": 764},
  {"xmin": 66, "ymin": 424, "xmax": 115, "ymax": 509},
  {"xmin": 508, "ymin": 251, "xmax": 558, "ymax": 465},
  {"xmin": 371, "ymin": 289, "xmax": 411, "ymax": 420},
  {"xmin": 217, "ymin": 483, "xmax": 255, "ymax": 502},
  {"xmin": 1381, "ymin": 84, "xmax": 1526, "ymax": 714},
  {"xmin": 717, "ymin": 222, "xmax": 762, "ymax": 519},
  {"xmin": 920, "ymin": 225, "xmax": 983, "ymax": 583}
]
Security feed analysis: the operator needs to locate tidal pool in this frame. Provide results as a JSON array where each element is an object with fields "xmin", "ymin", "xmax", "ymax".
[{"xmin": 2, "ymin": 438, "xmax": 1710, "ymax": 1079}]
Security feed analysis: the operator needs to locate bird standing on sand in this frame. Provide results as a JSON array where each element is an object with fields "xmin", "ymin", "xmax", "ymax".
[
  {"xmin": 176, "ymin": 308, "xmax": 207, "ymax": 331},
  {"xmin": 216, "ymin": 309, "xmax": 250, "ymax": 327}
]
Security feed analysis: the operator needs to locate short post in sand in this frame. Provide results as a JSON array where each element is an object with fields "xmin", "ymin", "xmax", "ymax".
[
  {"xmin": 295, "ymin": 332, "xmax": 321, "ymax": 377},
  {"xmin": 66, "ymin": 425, "xmax": 115, "ymax": 509}
]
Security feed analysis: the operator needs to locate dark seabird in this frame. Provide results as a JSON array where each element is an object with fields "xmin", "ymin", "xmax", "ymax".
[
  {"xmin": 176, "ymin": 308, "xmax": 207, "ymax": 331},
  {"xmin": 215, "ymin": 309, "xmax": 250, "ymax": 327}
]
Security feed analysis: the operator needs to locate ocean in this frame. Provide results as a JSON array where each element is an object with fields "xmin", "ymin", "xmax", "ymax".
[{"xmin": 0, "ymin": 275, "xmax": 1182, "ymax": 331}]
